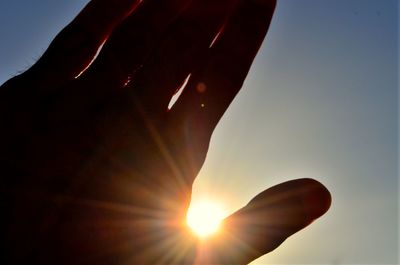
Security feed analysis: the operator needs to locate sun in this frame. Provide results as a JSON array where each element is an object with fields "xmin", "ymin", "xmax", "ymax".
[{"xmin": 186, "ymin": 199, "xmax": 226, "ymax": 238}]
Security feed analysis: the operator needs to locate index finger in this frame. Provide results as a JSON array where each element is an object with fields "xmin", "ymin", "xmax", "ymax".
[{"xmin": 170, "ymin": 0, "xmax": 277, "ymax": 134}]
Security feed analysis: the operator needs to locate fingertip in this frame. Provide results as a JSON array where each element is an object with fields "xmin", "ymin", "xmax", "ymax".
[{"xmin": 299, "ymin": 178, "xmax": 332, "ymax": 221}]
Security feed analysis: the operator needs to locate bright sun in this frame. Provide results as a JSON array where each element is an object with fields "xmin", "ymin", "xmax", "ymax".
[{"xmin": 186, "ymin": 200, "xmax": 226, "ymax": 238}]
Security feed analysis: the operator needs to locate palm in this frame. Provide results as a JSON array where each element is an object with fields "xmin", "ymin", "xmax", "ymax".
[
  {"xmin": 0, "ymin": 44, "xmax": 204, "ymax": 265},
  {"xmin": 0, "ymin": 0, "xmax": 330, "ymax": 264}
]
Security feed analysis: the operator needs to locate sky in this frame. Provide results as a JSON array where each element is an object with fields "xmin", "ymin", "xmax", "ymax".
[{"xmin": 0, "ymin": 0, "xmax": 398, "ymax": 264}]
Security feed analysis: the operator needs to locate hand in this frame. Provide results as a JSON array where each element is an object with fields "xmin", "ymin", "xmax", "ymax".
[{"xmin": 0, "ymin": 0, "xmax": 331, "ymax": 264}]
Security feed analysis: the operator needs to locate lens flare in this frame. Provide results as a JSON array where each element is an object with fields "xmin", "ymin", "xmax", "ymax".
[{"xmin": 186, "ymin": 200, "xmax": 226, "ymax": 238}]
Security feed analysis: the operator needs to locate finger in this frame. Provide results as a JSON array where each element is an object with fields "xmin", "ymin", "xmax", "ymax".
[
  {"xmin": 200, "ymin": 178, "xmax": 331, "ymax": 264},
  {"xmin": 81, "ymin": 0, "xmax": 192, "ymax": 89},
  {"xmin": 127, "ymin": 0, "xmax": 239, "ymax": 117},
  {"xmin": 88, "ymin": 0, "xmax": 240, "ymax": 186},
  {"xmin": 28, "ymin": 0, "xmax": 141, "ymax": 86},
  {"xmin": 170, "ymin": 0, "xmax": 277, "ymax": 134}
]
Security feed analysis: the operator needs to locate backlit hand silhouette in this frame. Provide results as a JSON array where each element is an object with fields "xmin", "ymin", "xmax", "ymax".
[{"xmin": 0, "ymin": 0, "xmax": 331, "ymax": 264}]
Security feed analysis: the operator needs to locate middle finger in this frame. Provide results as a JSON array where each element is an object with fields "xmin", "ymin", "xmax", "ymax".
[{"xmin": 125, "ymin": 0, "xmax": 240, "ymax": 119}]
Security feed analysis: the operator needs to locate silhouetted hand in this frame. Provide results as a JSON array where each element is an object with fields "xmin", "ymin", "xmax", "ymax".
[{"xmin": 0, "ymin": 0, "xmax": 331, "ymax": 264}]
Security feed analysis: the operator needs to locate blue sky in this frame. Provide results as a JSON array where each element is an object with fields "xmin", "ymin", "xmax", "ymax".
[{"xmin": 0, "ymin": 0, "xmax": 398, "ymax": 264}]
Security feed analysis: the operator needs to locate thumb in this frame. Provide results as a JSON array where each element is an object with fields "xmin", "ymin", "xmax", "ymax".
[{"xmin": 197, "ymin": 178, "xmax": 331, "ymax": 264}]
